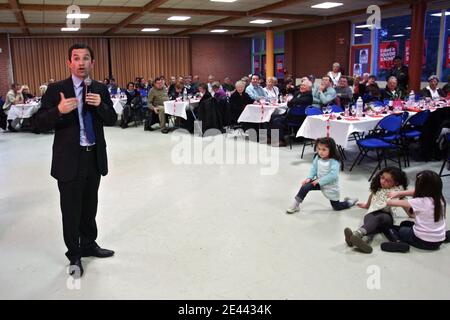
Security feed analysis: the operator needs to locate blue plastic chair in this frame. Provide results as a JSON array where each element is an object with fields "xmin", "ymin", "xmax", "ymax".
[
  {"xmin": 331, "ymin": 105, "xmax": 343, "ymax": 113},
  {"xmin": 401, "ymin": 110, "xmax": 430, "ymax": 167},
  {"xmin": 305, "ymin": 106, "xmax": 323, "ymax": 116},
  {"xmin": 439, "ymin": 133, "xmax": 450, "ymax": 177},
  {"xmin": 286, "ymin": 105, "xmax": 307, "ymax": 150},
  {"xmin": 350, "ymin": 114, "xmax": 403, "ymax": 181}
]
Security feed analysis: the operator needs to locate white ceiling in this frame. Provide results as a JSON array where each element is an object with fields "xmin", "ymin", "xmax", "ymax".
[{"xmin": 0, "ymin": 0, "xmax": 428, "ymax": 36}]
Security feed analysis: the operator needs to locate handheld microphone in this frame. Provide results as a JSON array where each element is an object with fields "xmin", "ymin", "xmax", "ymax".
[{"xmin": 84, "ymin": 77, "xmax": 92, "ymax": 103}]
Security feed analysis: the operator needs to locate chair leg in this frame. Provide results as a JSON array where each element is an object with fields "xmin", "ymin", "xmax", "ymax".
[
  {"xmin": 369, "ymin": 150, "xmax": 382, "ymax": 181},
  {"xmin": 301, "ymin": 141, "xmax": 307, "ymax": 159},
  {"xmin": 350, "ymin": 150, "xmax": 363, "ymax": 171},
  {"xmin": 439, "ymin": 158, "xmax": 447, "ymax": 176}
]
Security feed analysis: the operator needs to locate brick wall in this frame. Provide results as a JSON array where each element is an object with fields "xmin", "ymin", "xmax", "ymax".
[
  {"xmin": 285, "ymin": 21, "xmax": 351, "ymax": 78},
  {"xmin": 0, "ymin": 34, "xmax": 11, "ymax": 99},
  {"xmin": 190, "ymin": 35, "xmax": 252, "ymax": 84}
]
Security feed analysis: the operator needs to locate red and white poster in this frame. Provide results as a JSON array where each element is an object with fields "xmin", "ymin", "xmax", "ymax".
[
  {"xmin": 447, "ymin": 36, "xmax": 450, "ymax": 68},
  {"xmin": 379, "ymin": 41, "xmax": 399, "ymax": 70},
  {"xmin": 404, "ymin": 39, "xmax": 427, "ymax": 66},
  {"xmin": 275, "ymin": 55, "xmax": 285, "ymax": 79}
]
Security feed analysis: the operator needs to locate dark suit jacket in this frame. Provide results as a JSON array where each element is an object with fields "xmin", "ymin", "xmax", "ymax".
[
  {"xmin": 32, "ymin": 76, "xmax": 117, "ymax": 182},
  {"xmin": 420, "ymin": 87, "xmax": 445, "ymax": 99},
  {"xmin": 287, "ymin": 91, "xmax": 313, "ymax": 108}
]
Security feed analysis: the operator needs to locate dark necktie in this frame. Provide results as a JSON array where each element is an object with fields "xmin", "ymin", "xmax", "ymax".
[{"xmin": 81, "ymin": 82, "xmax": 96, "ymax": 144}]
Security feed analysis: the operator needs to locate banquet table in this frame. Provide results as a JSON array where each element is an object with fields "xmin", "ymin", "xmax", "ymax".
[
  {"xmin": 163, "ymin": 99, "xmax": 200, "ymax": 120},
  {"xmin": 237, "ymin": 103, "xmax": 287, "ymax": 123},
  {"xmin": 7, "ymin": 102, "xmax": 41, "ymax": 121}
]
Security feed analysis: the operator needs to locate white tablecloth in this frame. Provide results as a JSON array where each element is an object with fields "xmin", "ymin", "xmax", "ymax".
[
  {"xmin": 163, "ymin": 99, "xmax": 200, "ymax": 120},
  {"xmin": 296, "ymin": 114, "xmax": 385, "ymax": 148},
  {"xmin": 111, "ymin": 98, "xmax": 127, "ymax": 115},
  {"xmin": 7, "ymin": 102, "xmax": 40, "ymax": 120},
  {"xmin": 238, "ymin": 103, "xmax": 287, "ymax": 123}
]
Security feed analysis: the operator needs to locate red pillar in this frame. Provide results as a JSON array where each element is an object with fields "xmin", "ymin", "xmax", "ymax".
[{"xmin": 408, "ymin": 0, "xmax": 427, "ymax": 92}]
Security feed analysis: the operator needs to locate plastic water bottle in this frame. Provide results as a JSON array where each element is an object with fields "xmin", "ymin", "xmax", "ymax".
[
  {"xmin": 356, "ymin": 97, "xmax": 363, "ymax": 117},
  {"xmin": 408, "ymin": 90, "xmax": 415, "ymax": 107},
  {"xmin": 183, "ymin": 87, "xmax": 188, "ymax": 101},
  {"xmin": 117, "ymin": 88, "xmax": 121, "ymax": 98}
]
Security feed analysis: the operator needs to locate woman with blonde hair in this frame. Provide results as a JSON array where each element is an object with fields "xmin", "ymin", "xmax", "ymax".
[
  {"xmin": 263, "ymin": 76, "xmax": 280, "ymax": 100},
  {"xmin": 327, "ymin": 62, "xmax": 342, "ymax": 87}
]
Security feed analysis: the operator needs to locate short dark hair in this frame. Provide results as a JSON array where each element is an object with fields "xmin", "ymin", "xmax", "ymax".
[
  {"xmin": 368, "ymin": 75, "xmax": 377, "ymax": 80},
  {"xmin": 251, "ymin": 74, "xmax": 260, "ymax": 80},
  {"xmin": 154, "ymin": 77, "xmax": 163, "ymax": 82},
  {"xmin": 198, "ymin": 82, "xmax": 208, "ymax": 91},
  {"xmin": 322, "ymin": 75, "xmax": 332, "ymax": 82},
  {"xmin": 68, "ymin": 43, "xmax": 94, "ymax": 61}
]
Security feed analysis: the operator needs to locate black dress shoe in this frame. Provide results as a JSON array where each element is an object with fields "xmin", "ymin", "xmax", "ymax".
[
  {"xmin": 69, "ymin": 259, "xmax": 84, "ymax": 278},
  {"xmin": 82, "ymin": 246, "xmax": 115, "ymax": 258}
]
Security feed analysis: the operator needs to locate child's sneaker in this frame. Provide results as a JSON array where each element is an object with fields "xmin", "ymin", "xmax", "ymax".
[
  {"xmin": 344, "ymin": 228, "xmax": 354, "ymax": 247},
  {"xmin": 286, "ymin": 201, "xmax": 300, "ymax": 214},
  {"xmin": 380, "ymin": 241, "xmax": 410, "ymax": 253},
  {"xmin": 350, "ymin": 232, "xmax": 373, "ymax": 253},
  {"xmin": 344, "ymin": 197, "xmax": 358, "ymax": 207}
]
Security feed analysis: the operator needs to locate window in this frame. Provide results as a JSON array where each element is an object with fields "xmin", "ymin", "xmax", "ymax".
[
  {"xmin": 252, "ymin": 33, "xmax": 285, "ymax": 78},
  {"xmin": 376, "ymin": 15, "xmax": 411, "ymax": 81},
  {"xmin": 353, "ymin": 22, "xmax": 371, "ymax": 45},
  {"xmin": 441, "ymin": 11, "xmax": 450, "ymax": 82},
  {"xmin": 422, "ymin": 10, "xmax": 441, "ymax": 81}
]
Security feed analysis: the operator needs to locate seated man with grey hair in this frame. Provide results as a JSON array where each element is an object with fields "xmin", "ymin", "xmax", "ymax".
[
  {"xmin": 420, "ymin": 75, "xmax": 445, "ymax": 100},
  {"xmin": 381, "ymin": 76, "xmax": 404, "ymax": 101},
  {"xmin": 311, "ymin": 75, "xmax": 336, "ymax": 109}
]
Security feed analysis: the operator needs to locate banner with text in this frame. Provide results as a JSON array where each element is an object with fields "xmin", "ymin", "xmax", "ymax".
[{"xmin": 379, "ymin": 41, "xmax": 399, "ymax": 70}]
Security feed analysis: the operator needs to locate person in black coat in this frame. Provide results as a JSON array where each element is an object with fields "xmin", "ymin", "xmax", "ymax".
[
  {"xmin": 31, "ymin": 44, "xmax": 117, "ymax": 278},
  {"xmin": 420, "ymin": 75, "xmax": 446, "ymax": 99},
  {"xmin": 387, "ymin": 56, "xmax": 408, "ymax": 96},
  {"xmin": 229, "ymin": 80, "xmax": 254, "ymax": 124},
  {"xmin": 270, "ymin": 80, "xmax": 313, "ymax": 146}
]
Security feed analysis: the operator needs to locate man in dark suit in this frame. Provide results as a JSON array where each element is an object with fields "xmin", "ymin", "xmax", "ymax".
[{"xmin": 32, "ymin": 44, "xmax": 117, "ymax": 277}]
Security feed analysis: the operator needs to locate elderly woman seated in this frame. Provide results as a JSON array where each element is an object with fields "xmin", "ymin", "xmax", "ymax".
[
  {"xmin": 420, "ymin": 75, "xmax": 446, "ymax": 100},
  {"xmin": 229, "ymin": 80, "xmax": 254, "ymax": 124}
]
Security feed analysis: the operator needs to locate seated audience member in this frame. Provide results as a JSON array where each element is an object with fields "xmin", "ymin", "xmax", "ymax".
[
  {"xmin": 103, "ymin": 78, "xmax": 110, "ymax": 86},
  {"xmin": 167, "ymin": 76, "xmax": 177, "ymax": 97},
  {"xmin": 222, "ymin": 77, "xmax": 235, "ymax": 92},
  {"xmin": 387, "ymin": 55, "xmax": 409, "ymax": 96},
  {"xmin": 108, "ymin": 78, "xmax": 118, "ymax": 94},
  {"xmin": 212, "ymin": 81, "xmax": 226, "ymax": 100},
  {"xmin": 269, "ymin": 79, "xmax": 314, "ymax": 146},
  {"xmin": 39, "ymin": 84, "xmax": 48, "ymax": 96},
  {"xmin": 3, "ymin": 83, "xmax": 23, "ymax": 132},
  {"xmin": 364, "ymin": 83, "xmax": 382, "ymax": 102},
  {"xmin": 197, "ymin": 82, "xmax": 223, "ymax": 133},
  {"xmin": 327, "ymin": 62, "xmax": 342, "ymax": 87},
  {"xmin": 191, "ymin": 75, "xmax": 200, "ymax": 94},
  {"xmin": 169, "ymin": 82, "xmax": 184, "ymax": 100},
  {"xmin": 121, "ymin": 83, "xmax": 142, "ymax": 129},
  {"xmin": 287, "ymin": 79, "xmax": 313, "ymax": 109},
  {"xmin": 125, "ymin": 82, "xmax": 139, "ymax": 105},
  {"xmin": 207, "ymin": 75, "xmax": 217, "ymax": 94},
  {"xmin": 420, "ymin": 75, "xmax": 445, "ymax": 99},
  {"xmin": 312, "ymin": 75, "xmax": 336, "ymax": 109},
  {"xmin": 21, "ymin": 85, "xmax": 34, "ymax": 102},
  {"xmin": 245, "ymin": 74, "xmax": 267, "ymax": 101},
  {"xmin": 145, "ymin": 77, "xmax": 169, "ymax": 133},
  {"xmin": 281, "ymin": 78, "xmax": 297, "ymax": 96},
  {"xmin": 263, "ymin": 76, "xmax": 280, "ymax": 100},
  {"xmin": 335, "ymin": 76, "xmax": 353, "ymax": 106},
  {"xmin": 443, "ymin": 75, "xmax": 450, "ymax": 97},
  {"xmin": 381, "ymin": 76, "xmax": 404, "ymax": 101},
  {"xmin": 229, "ymin": 80, "xmax": 254, "ymax": 124}
]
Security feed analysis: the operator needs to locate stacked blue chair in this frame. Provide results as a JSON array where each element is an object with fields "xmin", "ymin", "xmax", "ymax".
[
  {"xmin": 349, "ymin": 114, "xmax": 403, "ymax": 181},
  {"xmin": 400, "ymin": 109, "xmax": 430, "ymax": 167},
  {"xmin": 286, "ymin": 105, "xmax": 307, "ymax": 149},
  {"xmin": 439, "ymin": 133, "xmax": 450, "ymax": 177}
]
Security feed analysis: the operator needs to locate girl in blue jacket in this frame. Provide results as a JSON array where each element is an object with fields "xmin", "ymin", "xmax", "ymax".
[{"xmin": 287, "ymin": 137, "xmax": 357, "ymax": 213}]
